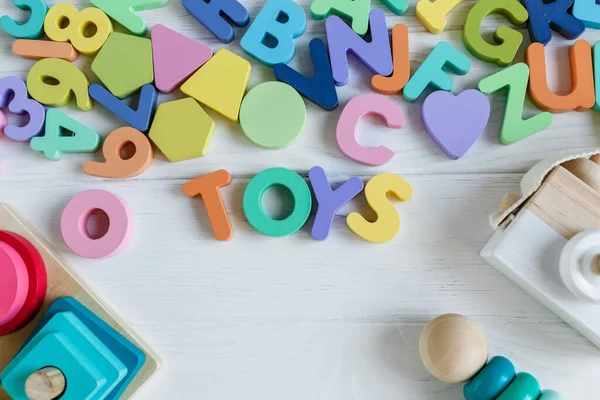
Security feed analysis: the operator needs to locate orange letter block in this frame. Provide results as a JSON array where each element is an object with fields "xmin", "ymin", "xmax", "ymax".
[
  {"xmin": 183, "ymin": 169, "xmax": 233, "ymax": 241},
  {"xmin": 526, "ymin": 40, "xmax": 595, "ymax": 113},
  {"xmin": 371, "ymin": 24, "xmax": 410, "ymax": 95}
]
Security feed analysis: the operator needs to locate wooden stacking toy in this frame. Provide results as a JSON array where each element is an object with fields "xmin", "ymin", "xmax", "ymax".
[
  {"xmin": 0, "ymin": 203, "xmax": 159, "ymax": 399},
  {"xmin": 482, "ymin": 152, "xmax": 600, "ymax": 348},
  {"xmin": 420, "ymin": 314, "xmax": 564, "ymax": 399}
]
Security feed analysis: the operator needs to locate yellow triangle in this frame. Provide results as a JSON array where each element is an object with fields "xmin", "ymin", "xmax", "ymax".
[{"xmin": 181, "ymin": 49, "xmax": 251, "ymax": 122}]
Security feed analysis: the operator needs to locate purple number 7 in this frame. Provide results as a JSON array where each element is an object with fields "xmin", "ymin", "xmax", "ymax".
[{"xmin": 0, "ymin": 76, "xmax": 45, "ymax": 142}]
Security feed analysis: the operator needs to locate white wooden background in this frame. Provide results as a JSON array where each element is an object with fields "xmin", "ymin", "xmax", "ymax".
[{"xmin": 1, "ymin": 0, "xmax": 600, "ymax": 398}]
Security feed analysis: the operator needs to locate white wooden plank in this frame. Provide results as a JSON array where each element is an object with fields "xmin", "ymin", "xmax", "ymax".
[{"xmin": 1, "ymin": 1, "xmax": 599, "ymax": 398}]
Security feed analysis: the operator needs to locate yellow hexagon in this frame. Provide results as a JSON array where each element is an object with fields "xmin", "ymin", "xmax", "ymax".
[{"xmin": 149, "ymin": 98, "xmax": 215, "ymax": 162}]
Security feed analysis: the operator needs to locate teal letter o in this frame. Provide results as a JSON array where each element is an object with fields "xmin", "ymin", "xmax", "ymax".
[{"xmin": 243, "ymin": 167, "xmax": 312, "ymax": 236}]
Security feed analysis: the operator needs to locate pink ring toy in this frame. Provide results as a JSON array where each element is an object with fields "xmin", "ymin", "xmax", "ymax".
[
  {"xmin": 0, "ymin": 242, "xmax": 30, "ymax": 326},
  {"xmin": 61, "ymin": 189, "xmax": 134, "ymax": 259}
]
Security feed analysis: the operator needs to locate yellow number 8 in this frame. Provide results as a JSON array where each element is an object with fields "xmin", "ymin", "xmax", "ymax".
[{"xmin": 44, "ymin": 3, "xmax": 113, "ymax": 55}]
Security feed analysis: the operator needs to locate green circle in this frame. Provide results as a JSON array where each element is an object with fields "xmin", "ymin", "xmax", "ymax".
[
  {"xmin": 243, "ymin": 168, "xmax": 312, "ymax": 237},
  {"xmin": 239, "ymin": 82, "xmax": 307, "ymax": 149}
]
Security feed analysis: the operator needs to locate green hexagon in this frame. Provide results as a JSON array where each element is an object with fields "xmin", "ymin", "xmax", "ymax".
[
  {"xmin": 149, "ymin": 98, "xmax": 215, "ymax": 162},
  {"xmin": 91, "ymin": 32, "xmax": 153, "ymax": 99}
]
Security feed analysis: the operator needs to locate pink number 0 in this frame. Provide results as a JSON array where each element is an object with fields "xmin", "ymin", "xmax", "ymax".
[{"xmin": 61, "ymin": 189, "xmax": 134, "ymax": 259}]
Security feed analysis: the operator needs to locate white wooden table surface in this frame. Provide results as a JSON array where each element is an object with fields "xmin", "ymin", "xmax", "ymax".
[{"xmin": 1, "ymin": 1, "xmax": 600, "ymax": 398}]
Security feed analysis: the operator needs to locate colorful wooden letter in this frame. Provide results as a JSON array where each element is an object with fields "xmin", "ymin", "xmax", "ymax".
[
  {"xmin": 44, "ymin": 3, "xmax": 113, "ymax": 55},
  {"xmin": 83, "ymin": 127, "xmax": 153, "ymax": 178},
  {"xmin": 181, "ymin": 49, "xmax": 251, "ymax": 121},
  {"xmin": 182, "ymin": 0, "xmax": 249, "ymax": 43},
  {"xmin": 422, "ymin": 90, "xmax": 491, "ymax": 159},
  {"xmin": 30, "ymin": 109, "xmax": 101, "ymax": 160},
  {"xmin": 91, "ymin": 0, "xmax": 169, "ymax": 36},
  {"xmin": 183, "ymin": 170, "xmax": 233, "ymax": 241},
  {"xmin": 416, "ymin": 0, "xmax": 467, "ymax": 34},
  {"xmin": 274, "ymin": 38, "xmax": 338, "ymax": 110},
  {"xmin": 594, "ymin": 42, "xmax": 600, "ymax": 111},
  {"xmin": 12, "ymin": 39, "xmax": 78, "ymax": 61},
  {"xmin": 149, "ymin": 98, "xmax": 215, "ymax": 162},
  {"xmin": 89, "ymin": 84, "xmax": 158, "ymax": 132},
  {"xmin": 403, "ymin": 41, "xmax": 471, "ymax": 103},
  {"xmin": 523, "ymin": 0, "xmax": 584, "ymax": 45},
  {"xmin": 0, "ymin": 76, "xmax": 45, "ymax": 142},
  {"xmin": 240, "ymin": 82, "xmax": 306, "ymax": 149},
  {"xmin": 243, "ymin": 168, "xmax": 312, "ymax": 237},
  {"xmin": 309, "ymin": 166, "xmax": 364, "ymax": 240},
  {"xmin": 241, "ymin": 0, "xmax": 306, "ymax": 66},
  {"xmin": 151, "ymin": 24, "xmax": 213, "ymax": 94},
  {"xmin": 347, "ymin": 174, "xmax": 413, "ymax": 243},
  {"xmin": 336, "ymin": 94, "xmax": 405, "ymax": 166},
  {"xmin": 382, "ymin": 0, "xmax": 407, "ymax": 15},
  {"xmin": 91, "ymin": 32, "xmax": 154, "ymax": 99},
  {"xmin": 0, "ymin": 0, "xmax": 48, "ymax": 39},
  {"xmin": 573, "ymin": 0, "xmax": 600, "ymax": 29},
  {"xmin": 311, "ymin": 0, "xmax": 371, "ymax": 35},
  {"xmin": 326, "ymin": 9, "xmax": 392, "ymax": 86},
  {"xmin": 372, "ymin": 24, "xmax": 410, "ymax": 95},
  {"xmin": 479, "ymin": 63, "xmax": 553, "ymax": 144},
  {"xmin": 27, "ymin": 58, "xmax": 92, "ymax": 111},
  {"xmin": 526, "ymin": 41, "xmax": 595, "ymax": 113},
  {"xmin": 463, "ymin": 0, "xmax": 529, "ymax": 66},
  {"xmin": 61, "ymin": 190, "xmax": 134, "ymax": 259}
]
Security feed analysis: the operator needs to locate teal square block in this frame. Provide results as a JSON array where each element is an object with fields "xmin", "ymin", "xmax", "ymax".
[
  {"xmin": 24, "ymin": 297, "xmax": 146, "ymax": 400},
  {"xmin": 1, "ymin": 311, "xmax": 127, "ymax": 400}
]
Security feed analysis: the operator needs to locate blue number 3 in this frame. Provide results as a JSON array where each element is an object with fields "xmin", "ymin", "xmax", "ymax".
[{"xmin": 0, "ymin": 0, "xmax": 48, "ymax": 39}]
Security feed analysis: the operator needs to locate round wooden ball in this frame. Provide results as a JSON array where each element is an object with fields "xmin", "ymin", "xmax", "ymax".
[{"xmin": 419, "ymin": 314, "xmax": 489, "ymax": 383}]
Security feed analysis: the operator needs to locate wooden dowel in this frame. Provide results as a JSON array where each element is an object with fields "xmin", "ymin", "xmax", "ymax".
[
  {"xmin": 499, "ymin": 192, "xmax": 520, "ymax": 213},
  {"xmin": 562, "ymin": 158, "xmax": 600, "ymax": 192},
  {"xmin": 25, "ymin": 367, "xmax": 66, "ymax": 400}
]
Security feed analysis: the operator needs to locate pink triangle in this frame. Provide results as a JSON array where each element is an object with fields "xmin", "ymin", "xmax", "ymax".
[{"xmin": 151, "ymin": 24, "xmax": 213, "ymax": 93}]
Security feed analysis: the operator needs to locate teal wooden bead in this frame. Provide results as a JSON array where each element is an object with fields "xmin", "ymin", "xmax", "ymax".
[
  {"xmin": 463, "ymin": 356, "xmax": 515, "ymax": 400},
  {"xmin": 0, "ymin": 0, "xmax": 48, "ymax": 39},
  {"xmin": 496, "ymin": 372, "xmax": 540, "ymax": 400},
  {"xmin": 243, "ymin": 167, "xmax": 312, "ymax": 237},
  {"xmin": 539, "ymin": 390, "xmax": 565, "ymax": 400}
]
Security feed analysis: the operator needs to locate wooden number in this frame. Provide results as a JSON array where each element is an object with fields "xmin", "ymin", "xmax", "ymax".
[
  {"xmin": 44, "ymin": 3, "xmax": 113, "ymax": 55},
  {"xmin": 0, "ymin": 0, "xmax": 48, "ymax": 39},
  {"xmin": 26, "ymin": 58, "xmax": 92, "ymax": 111},
  {"xmin": 83, "ymin": 127, "xmax": 153, "ymax": 179},
  {"xmin": 0, "ymin": 76, "xmax": 45, "ymax": 142}
]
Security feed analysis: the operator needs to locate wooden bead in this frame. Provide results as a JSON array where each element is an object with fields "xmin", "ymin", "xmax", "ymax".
[
  {"xmin": 419, "ymin": 314, "xmax": 489, "ymax": 383},
  {"xmin": 25, "ymin": 367, "xmax": 66, "ymax": 400}
]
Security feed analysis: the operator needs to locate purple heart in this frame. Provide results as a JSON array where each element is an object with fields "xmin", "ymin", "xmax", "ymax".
[{"xmin": 422, "ymin": 89, "xmax": 490, "ymax": 160}]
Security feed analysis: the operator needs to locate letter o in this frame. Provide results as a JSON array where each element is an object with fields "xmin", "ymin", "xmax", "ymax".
[{"xmin": 243, "ymin": 168, "xmax": 312, "ymax": 237}]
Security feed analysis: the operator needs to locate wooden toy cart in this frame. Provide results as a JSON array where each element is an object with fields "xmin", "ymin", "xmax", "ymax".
[{"xmin": 482, "ymin": 151, "xmax": 600, "ymax": 347}]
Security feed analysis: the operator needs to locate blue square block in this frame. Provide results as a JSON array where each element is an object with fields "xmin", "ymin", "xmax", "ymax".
[
  {"xmin": 1, "ymin": 311, "xmax": 127, "ymax": 400},
  {"xmin": 23, "ymin": 297, "xmax": 146, "ymax": 400}
]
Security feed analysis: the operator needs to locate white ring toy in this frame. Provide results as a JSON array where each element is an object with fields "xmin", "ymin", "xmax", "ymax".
[{"xmin": 560, "ymin": 229, "xmax": 600, "ymax": 303}]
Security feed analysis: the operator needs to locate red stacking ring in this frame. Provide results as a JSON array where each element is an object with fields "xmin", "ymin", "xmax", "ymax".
[{"xmin": 0, "ymin": 231, "xmax": 47, "ymax": 336}]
